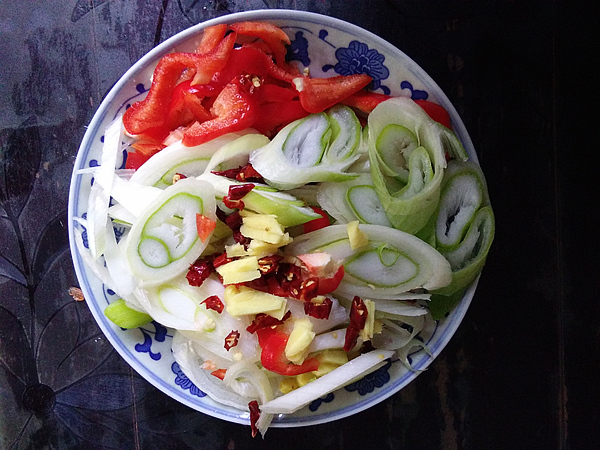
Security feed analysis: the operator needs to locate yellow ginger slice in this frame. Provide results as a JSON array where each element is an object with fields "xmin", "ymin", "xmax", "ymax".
[
  {"xmin": 215, "ymin": 256, "xmax": 261, "ymax": 284},
  {"xmin": 223, "ymin": 285, "xmax": 287, "ymax": 319},
  {"xmin": 285, "ymin": 319, "xmax": 315, "ymax": 364}
]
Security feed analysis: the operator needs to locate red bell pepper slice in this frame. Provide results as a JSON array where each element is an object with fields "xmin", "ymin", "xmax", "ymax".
[
  {"xmin": 259, "ymin": 330, "xmax": 320, "ymax": 376},
  {"xmin": 414, "ymin": 99, "xmax": 452, "ymax": 129},
  {"xmin": 211, "ymin": 45, "xmax": 298, "ymax": 91},
  {"xmin": 252, "ymin": 100, "xmax": 309, "ymax": 136},
  {"xmin": 316, "ymin": 265, "xmax": 345, "ymax": 295},
  {"xmin": 229, "ymin": 21, "xmax": 291, "ymax": 67},
  {"xmin": 182, "ymin": 76, "xmax": 258, "ymax": 147},
  {"xmin": 196, "ymin": 214, "xmax": 216, "ymax": 243},
  {"xmin": 253, "ymin": 84, "xmax": 298, "ymax": 104},
  {"xmin": 123, "ymin": 32, "xmax": 236, "ymax": 135},
  {"xmin": 211, "ymin": 368, "xmax": 227, "ymax": 380},
  {"xmin": 341, "ymin": 90, "xmax": 391, "ymax": 114},
  {"xmin": 125, "ymin": 150, "xmax": 151, "ymax": 170},
  {"xmin": 196, "ymin": 24, "xmax": 228, "ymax": 54},
  {"xmin": 294, "ymin": 74, "xmax": 372, "ymax": 114},
  {"xmin": 302, "ymin": 207, "xmax": 330, "ymax": 233}
]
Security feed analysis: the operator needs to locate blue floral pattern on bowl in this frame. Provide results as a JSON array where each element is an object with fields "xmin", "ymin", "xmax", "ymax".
[
  {"xmin": 172, "ymin": 362, "xmax": 206, "ymax": 398},
  {"xmin": 322, "ymin": 41, "xmax": 391, "ymax": 94},
  {"xmin": 345, "ymin": 359, "xmax": 392, "ymax": 396},
  {"xmin": 69, "ymin": 10, "xmax": 478, "ymax": 429}
]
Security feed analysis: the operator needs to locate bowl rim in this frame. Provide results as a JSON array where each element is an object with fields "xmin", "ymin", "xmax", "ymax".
[{"xmin": 68, "ymin": 8, "xmax": 478, "ymax": 428}]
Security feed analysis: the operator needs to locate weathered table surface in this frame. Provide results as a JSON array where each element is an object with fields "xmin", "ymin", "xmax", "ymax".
[{"xmin": 1, "ymin": 1, "xmax": 598, "ymax": 449}]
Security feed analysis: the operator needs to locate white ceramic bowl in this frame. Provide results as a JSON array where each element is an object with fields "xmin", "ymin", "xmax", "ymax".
[{"xmin": 68, "ymin": 9, "xmax": 479, "ymax": 428}]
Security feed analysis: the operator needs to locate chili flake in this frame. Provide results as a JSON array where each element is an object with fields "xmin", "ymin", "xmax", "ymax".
[
  {"xmin": 201, "ymin": 295, "xmax": 224, "ymax": 313},
  {"xmin": 224, "ymin": 330, "xmax": 240, "ymax": 351}
]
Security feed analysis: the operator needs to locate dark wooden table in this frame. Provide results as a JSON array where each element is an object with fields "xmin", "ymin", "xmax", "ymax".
[{"xmin": 1, "ymin": 1, "xmax": 598, "ymax": 448}]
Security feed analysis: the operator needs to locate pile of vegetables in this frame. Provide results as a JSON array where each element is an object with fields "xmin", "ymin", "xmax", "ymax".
[{"xmin": 74, "ymin": 21, "xmax": 494, "ymax": 437}]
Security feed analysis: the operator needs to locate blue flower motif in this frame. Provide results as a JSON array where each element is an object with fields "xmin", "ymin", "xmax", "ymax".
[
  {"xmin": 286, "ymin": 31, "xmax": 310, "ymax": 66},
  {"xmin": 344, "ymin": 359, "xmax": 392, "ymax": 396},
  {"xmin": 328, "ymin": 41, "xmax": 390, "ymax": 94},
  {"xmin": 172, "ymin": 362, "xmax": 206, "ymax": 397},
  {"xmin": 134, "ymin": 321, "xmax": 168, "ymax": 361},
  {"xmin": 400, "ymin": 80, "xmax": 429, "ymax": 101},
  {"xmin": 309, "ymin": 392, "xmax": 335, "ymax": 412}
]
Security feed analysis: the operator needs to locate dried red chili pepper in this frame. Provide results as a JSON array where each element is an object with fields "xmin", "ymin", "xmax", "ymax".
[
  {"xmin": 212, "ymin": 252, "xmax": 233, "ymax": 269},
  {"xmin": 344, "ymin": 296, "xmax": 368, "ymax": 352},
  {"xmin": 304, "ymin": 296, "xmax": 333, "ymax": 320},
  {"xmin": 233, "ymin": 228, "xmax": 250, "ymax": 247},
  {"xmin": 248, "ymin": 400, "xmax": 260, "ymax": 438},
  {"xmin": 201, "ymin": 295, "xmax": 224, "ymax": 314},
  {"xmin": 228, "ymin": 183, "xmax": 255, "ymax": 200},
  {"xmin": 223, "ymin": 183, "xmax": 255, "ymax": 210},
  {"xmin": 186, "ymin": 257, "xmax": 214, "ymax": 287},
  {"xmin": 246, "ymin": 310, "xmax": 291, "ymax": 334},
  {"xmin": 225, "ymin": 210, "xmax": 243, "ymax": 230},
  {"xmin": 298, "ymin": 277, "xmax": 319, "ymax": 301},
  {"xmin": 236, "ymin": 164, "xmax": 264, "ymax": 183},
  {"xmin": 224, "ymin": 330, "xmax": 240, "ymax": 351},
  {"xmin": 212, "ymin": 167, "xmax": 242, "ymax": 180},
  {"xmin": 257, "ymin": 255, "xmax": 283, "ymax": 275}
]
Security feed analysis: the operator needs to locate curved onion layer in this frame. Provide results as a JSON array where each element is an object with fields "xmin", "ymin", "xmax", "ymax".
[
  {"xmin": 204, "ymin": 133, "xmax": 270, "ymax": 173},
  {"xmin": 433, "ymin": 206, "xmax": 495, "ymax": 297},
  {"xmin": 367, "ymin": 97, "xmax": 448, "ymax": 234},
  {"xmin": 435, "ymin": 160, "xmax": 490, "ymax": 250},
  {"xmin": 285, "ymin": 224, "xmax": 452, "ymax": 298},
  {"xmin": 172, "ymin": 333, "xmax": 251, "ymax": 410},
  {"xmin": 123, "ymin": 178, "xmax": 216, "ymax": 286},
  {"xmin": 249, "ymin": 106, "xmax": 361, "ymax": 190},
  {"xmin": 129, "ymin": 132, "xmax": 256, "ymax": 188},
  {"xmin": 85, "ymin": 117, "xmax": 124, "ymax": 259},
  {"xmin": 317, "ymin": 174, "xmax": 391, "ymax": 227},
  {"xmin": 198, "ymin": 173, "xmax": 320, "ymax": 227}
]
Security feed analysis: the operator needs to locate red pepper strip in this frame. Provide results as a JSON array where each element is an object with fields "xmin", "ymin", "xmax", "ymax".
[
  {"xmin": 183, "ymin": 91, "xmax": 213, "ymax": 123},
  {"xmin": 211, "ymin": 368, "xmax": 227, "ymax": 380},
  {"xmin": 196, "ymin": 24, "xmax": 228, "ymax": 54},
  {"xmin": 341, "ymin": 90, "xmax": 391, "ymax": 114},
  {"xmin": 130, "ymin": 141, "xmax": 165, "ymax": 157},
  {"xmin": 252, "ymin": 100, "xmax": 309, "ymax": 136},
  {"xmin": 123, "ymin": 32, "xmax": 236, "ymax": 135},
  {"xmin": 182, "ymin": 76, "xmax": 258, "ymax": 147},
  {"xmin": 259, "ymin": 330, "xmax": 320, "ymax": 376},
  {"xmin": 212, "ymin": 46, "xmax": 272, "ymax": 87},
  {"xmin": 316, "ymin": 266, "xmax": 345, "ymax": 295},
  {"xmin": 253, "ymin": 84, "xmax": 298, "ymax": 104},
  {"xmin": 414, "ymin": 99, "xmax": 452, "ymax": 129},
  {"xmin": 229, "ymin": 21, "xmax": 291, "ymax": 67},
  {"xmin": 125, "ymin": 151, "xmax": 150, "ymax": 170},
  {"xmin": 248, "ymin": 400, "xmax": 260, "ymax": 438},
  {"xmin": 294, "ymin": 74, "xmax": 373, "ymax": 114},
  {"xmin": 186, "ymin": 257, "xmax": 213, "ymax": 287},
  {"xmin": 164, "ymin": 81, "xmax": 197, "ymax": 130},
  {"xmin": 196, "ymin": 213, "xmax": 216, "ymax": 243},
  {"xmin": 302, "ymin": 206, "xmax": 331, "ymax": 233}
]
